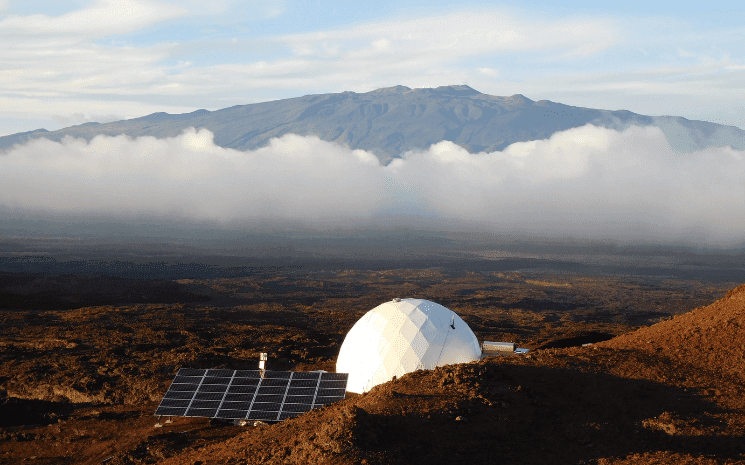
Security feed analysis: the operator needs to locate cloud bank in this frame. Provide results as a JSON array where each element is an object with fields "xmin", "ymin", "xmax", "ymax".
[{"xmin": 1, "ymin": 125, "xmax": 743, "ymax": 246}]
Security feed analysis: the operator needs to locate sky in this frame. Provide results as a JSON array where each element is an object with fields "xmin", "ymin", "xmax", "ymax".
[
  {"xmin": 1, "ymin": 0, "xmax": 745, "ymax": 136},
  {"xmin": 1, "ymin": 1, "xmax": 744, "ymax": 247}
]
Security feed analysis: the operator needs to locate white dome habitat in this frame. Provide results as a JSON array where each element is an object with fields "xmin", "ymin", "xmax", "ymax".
[{"xmin": 336, "ymin": 298, "xmax": 482, "ymax": 393}]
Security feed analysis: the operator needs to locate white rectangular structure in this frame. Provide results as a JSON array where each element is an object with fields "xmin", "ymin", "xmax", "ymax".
[{"xmin": 481, "ymin": 341, "xmax": 516, "ymax": 354}]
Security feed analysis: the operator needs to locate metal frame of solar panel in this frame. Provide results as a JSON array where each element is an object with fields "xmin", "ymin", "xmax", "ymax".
[{"xmin": 155, "ymin": 369, "xmax": 348, "ymax": 422}]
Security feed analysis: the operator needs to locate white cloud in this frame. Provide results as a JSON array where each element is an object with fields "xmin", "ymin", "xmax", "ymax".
[
  {"xmin": 0, "ymin": 0, "xmax": 187, "ymax": 37},
  {"xmin": 0, "ymin": 1, "xmax": 192, "ymax": 129},
  {"xmin": 492, "ymin": 54, "xmax": 745, "ymax": 127},
  {"xmin": 677, "ymin": 48, "xmax": 696, "ymax": 58},
  {"xmin": 187, "ymin": 0, "xmax": 232, "ymax": 14},
  {"xmin": 0, "ymin": 94, "xmax": 198, "ymax": 136},
  {"xmin": 136, "ymin": 9, "xmax": 617, "ymax": 99},
  {"xmin": 265, "ymin": 6, "xmax": 284, "ymax": 18},
  {"xmin": 0, "ymin": 130, "xmax": 387, "ymax": 224},
  {"xmin": 279, "ymin": 11, "xmax": 619, "ymax": 61},
  {"xmin": 50, "ymin": 112, "xmax": 125, "ymax": 126},
  {"xmin": 478, "ymin": 67, "xmax": 498, "ymax": 77},
  {"xmin": 1, "ymin": 125, "xmax": 743, "ymax": 246},
  {"xmin": 192, "ymin": 0, "xmax": 283, "ymax": 20},
  {"xmin": 0, "ymin": 39, "xmax": 189, "ymax": 121}
]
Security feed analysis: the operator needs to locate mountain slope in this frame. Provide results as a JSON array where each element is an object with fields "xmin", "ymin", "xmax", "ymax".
[
  {"xmin": 2, "ymin": 85, "xmax": 744, "ymax": 164},
  {"xmin": 600, "ymin": 283, "xmax": 745, "ymax": 383}
]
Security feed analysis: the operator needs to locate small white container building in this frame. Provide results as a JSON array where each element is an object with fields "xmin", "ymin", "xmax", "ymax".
[{"xmin": 336, "ymin": 298, "xmax": 482, "ymax": 394}]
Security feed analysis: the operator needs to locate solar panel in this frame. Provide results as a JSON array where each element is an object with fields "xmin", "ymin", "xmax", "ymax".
[{"xmin": 155, "ymin": 369, "xmax": 349, "ymax": 422}]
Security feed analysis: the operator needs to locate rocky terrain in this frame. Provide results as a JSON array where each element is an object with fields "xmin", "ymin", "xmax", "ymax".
[{"xmin": 1, "ymin": 259, "xmax": 743, "ymax": 464}]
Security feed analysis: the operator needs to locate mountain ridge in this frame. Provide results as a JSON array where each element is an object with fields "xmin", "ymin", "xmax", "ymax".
[{"xmin": 2, "ymin": 85, "xmax": 743, "ymax": 164}]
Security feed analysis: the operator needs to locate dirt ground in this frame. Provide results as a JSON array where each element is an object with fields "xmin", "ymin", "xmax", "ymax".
[{"xmin": 1, "ymin": 265, "xmax": 743, "ymax": 464}]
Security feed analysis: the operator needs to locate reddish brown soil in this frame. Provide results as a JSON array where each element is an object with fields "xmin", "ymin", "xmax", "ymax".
[
  {"xmin": 600, "ymin": 284, "xmax": 745, "ymax": 385},
  {"xmin": 158, "ymin": 286, "xmax": 745, "ymax": 465},
  {"xmin": 1, "ymin": 270, "xmax": 743, "ymax": 464}
]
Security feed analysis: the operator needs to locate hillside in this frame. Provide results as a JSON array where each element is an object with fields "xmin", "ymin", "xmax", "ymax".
[{"xmin": 600, "ymin": 284, "xmax": 745, "ymax": 383}]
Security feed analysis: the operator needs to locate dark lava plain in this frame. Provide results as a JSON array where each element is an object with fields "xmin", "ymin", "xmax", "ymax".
[{"xmin": 1, "ymin": 233, "xmax": 744, "ymax": 464}]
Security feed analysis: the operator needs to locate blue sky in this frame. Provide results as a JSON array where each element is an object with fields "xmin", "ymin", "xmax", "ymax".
[{"xmin": 1, "ymin": 0, "xmax": 744, "ymax": 137}]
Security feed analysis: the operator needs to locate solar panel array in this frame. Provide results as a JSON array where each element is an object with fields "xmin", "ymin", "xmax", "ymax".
[{"xmin": 154, "ymin": 369, "xmax": 348, "ymax": 422}]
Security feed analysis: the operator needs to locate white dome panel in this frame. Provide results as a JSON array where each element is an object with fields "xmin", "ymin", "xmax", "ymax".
[{"xmin": 336, "ymin": 298, "xmax": 482, "ymax": 393}]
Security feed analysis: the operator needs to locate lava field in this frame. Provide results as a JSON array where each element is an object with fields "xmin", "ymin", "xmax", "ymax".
[{"xmin": 1, "ymin": 258, "xmax": 744, "ymax": 464}]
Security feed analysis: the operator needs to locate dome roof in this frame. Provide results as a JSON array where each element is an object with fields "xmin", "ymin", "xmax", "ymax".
[{"xmin": 336, "ymin": 298, "xmax": 481, "ymax": 393}]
